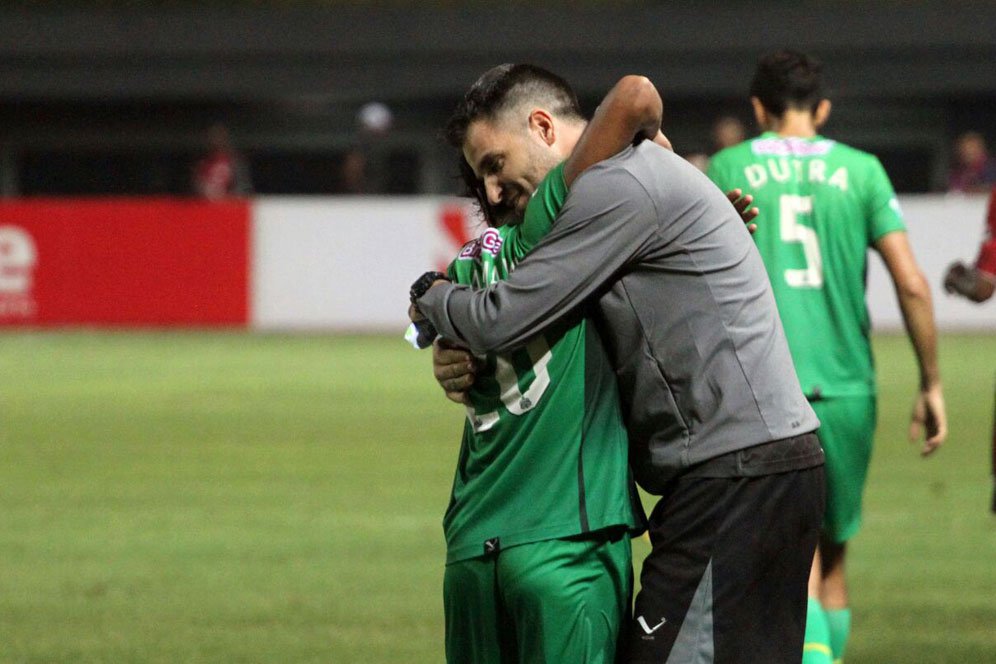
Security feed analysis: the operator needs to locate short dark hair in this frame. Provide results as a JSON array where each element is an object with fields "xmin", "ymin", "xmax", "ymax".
[
  {"xmin": 750, "ymin": 50, "xmax": 825, "ymax": 117},
  {"xmin": 444, "ymin": 63, "xmax": 584, "ymax": 149}
]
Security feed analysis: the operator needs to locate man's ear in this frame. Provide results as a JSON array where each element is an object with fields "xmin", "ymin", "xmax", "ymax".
[
  {"xmin": 814, "ymin": 99, "xmax": 832, "ymax": 129},
  {"xmin": 750, "ymin": 97, "xmax": 768, "ymax": 130},
  {"xmin": 528, "ymin": 109, "xmax": 556, "ymax": 146}
]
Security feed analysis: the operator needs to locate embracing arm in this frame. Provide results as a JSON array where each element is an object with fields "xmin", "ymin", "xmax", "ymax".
[
  {"xmin": 563, "ymin": 75, "xmax": 671, "ymax": 186},
  {"xmin": 418, "ymin": 168, "xmax": 655, "ymax": 355}
]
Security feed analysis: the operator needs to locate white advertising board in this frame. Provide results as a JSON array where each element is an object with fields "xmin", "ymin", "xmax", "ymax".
[
  {"xmin": 867, "ymin": 194, "xmax": 993, "ymax": 331},
  {"xmin": 251, "ymin": 197, "xmax": 479, "ymax": 331},
  {"xmin": 251, "ymin": 195, "xmax": 994, "ymax": 333}
]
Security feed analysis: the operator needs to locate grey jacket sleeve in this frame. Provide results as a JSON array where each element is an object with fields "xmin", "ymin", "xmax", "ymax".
[{"xmin": 418, "ymin": 166, "xmax": 657, "ymax": 355}]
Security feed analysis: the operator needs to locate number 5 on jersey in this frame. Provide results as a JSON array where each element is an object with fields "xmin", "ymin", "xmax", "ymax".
[{"xmin": 780, "ymin": 194, "xmax": 823, "ymax": 288}]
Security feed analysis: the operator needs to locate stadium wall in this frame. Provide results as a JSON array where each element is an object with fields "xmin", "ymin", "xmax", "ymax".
[{"xmin": 0, "ymin": 195, "xmax": 990, "ymax": 332}]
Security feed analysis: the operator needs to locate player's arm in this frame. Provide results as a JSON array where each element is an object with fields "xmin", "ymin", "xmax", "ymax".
[
  {"xmin": 416, "ymin": 167, "xmax": 655, "ymax": 355},
  {"xmin": 563, "ymin": 75, "xmax": 671, "ymax": 186},
  {"xmin": 564, "ymin": 76, "xmax": 756, "ymax": 229},
  {"xmin": 874, "ymin": 231, "xmax": 948, "ymax": 455}
]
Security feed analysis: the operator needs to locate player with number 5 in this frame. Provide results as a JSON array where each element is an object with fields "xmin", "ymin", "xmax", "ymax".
[{"xmin": 708, "ymin": 50, "xmax": 948, "ymax": 664}]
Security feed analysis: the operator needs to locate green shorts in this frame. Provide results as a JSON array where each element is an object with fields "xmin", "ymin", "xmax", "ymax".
[
  {"xmin": 811, "ymin": 396, "xmax": 877, "ymax": 543},
  {"xmin": 443, "ymin": 529, "xmax": 632, "ymax": 664}
]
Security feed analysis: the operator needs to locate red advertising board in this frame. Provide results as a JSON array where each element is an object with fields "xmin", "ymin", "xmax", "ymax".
[{"xmin": 0, "ymin": 199, "xmax": 249, "ymax": 326}]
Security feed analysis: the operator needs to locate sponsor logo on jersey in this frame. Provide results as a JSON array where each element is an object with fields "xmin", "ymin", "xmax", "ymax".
[
  {"xmin": 479, "ymin": 228, "xmax": 503, "ymax": 256},
  {"xmin": 752, "ymin": 137, "xmax": 834, "ymax": 157},
  {"xmin": 457, "ymin": 228, "xmax": 504, "ymax": 261},
  {"xmin": 457, "ymin": 238, "xmax": 482, "ymax": 261},
  {"xmin": 0, "ymin": 225, "xmax": 38, "ymax": 320}
]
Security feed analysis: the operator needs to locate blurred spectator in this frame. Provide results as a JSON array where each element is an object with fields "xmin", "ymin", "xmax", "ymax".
[
  {"xmin": 948, "ymin": 131, "xmax": 996, "ymax": 193},
  {"xmin": 943, "ymin": 184, "xmax": 996, "ymax": 302},
  {"xmin": 339, "ymin": 148, "xmax": 368, "ymax": 194},
  {"xmin": 684, "ymin": 150, "xmax": 711, "ymax": 173},
  {"xmin": 192, "ymin": 123, "xmax": 252, "ymax": 199},
  {"xmin": 347, "ymin": 101, "xmax": 394, "ymax": 194},
  {"xmin": 712, "ymin": 115, "xmax": 746, "ymax": 152}
]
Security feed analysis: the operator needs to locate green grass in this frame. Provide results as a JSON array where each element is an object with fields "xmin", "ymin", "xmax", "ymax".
[{"xmin": 0, "ymin": 332, "xmax": 994, "ymax": 663}]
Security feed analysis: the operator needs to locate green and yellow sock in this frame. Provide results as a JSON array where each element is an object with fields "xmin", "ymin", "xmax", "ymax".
[
  {"xmin": 803, "ymin": 597, "xmax": 833, "ymax": 664},
  {"xmin": 825, "ymin": 607, "xmax": 851, "ymax": 663}
]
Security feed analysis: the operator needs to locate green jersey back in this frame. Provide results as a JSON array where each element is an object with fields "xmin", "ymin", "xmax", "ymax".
[
  {"xmin": 708, "ymin": 132, "xmax": 906, "ymax": 397},
  {"xmin": 443, "ymin": 163, "xmax": 641, "ymax": 563}
]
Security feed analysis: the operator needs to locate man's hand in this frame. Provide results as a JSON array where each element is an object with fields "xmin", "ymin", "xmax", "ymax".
[
  {"xmin": 726, "ymin": 189, "xmax": 759, "ymax": 234},
  {"xmin": 433, "ymin": 337, "xmax": 477, "ymax": 404},
  {"xmin": 910, "ymin": 384, "xmax": 947, "ymax": 456},
  {"xmin": 943, "ymin": 261, "xmax": 995, "ymax": 302},
  {"xmin": 943, "ymin": 261, "xmax": 975, "ymax": 297}
]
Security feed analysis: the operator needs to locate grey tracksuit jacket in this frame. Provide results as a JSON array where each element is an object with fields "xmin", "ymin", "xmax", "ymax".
[{"xmin": 419, "ymin": 142, "xmax": 820, "ymax": 493}]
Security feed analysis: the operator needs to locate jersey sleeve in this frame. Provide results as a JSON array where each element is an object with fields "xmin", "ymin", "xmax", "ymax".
[
  {"xmin": 504, "ymin": 162, "xmax": 568, "ymax": 260},
  {"xmin": 418, "ymin": 165, "xmax": 657, "ymax": 355},
  {"xmin": 976, "ymin": 187, "xmax": 996, "ymax": 277},
  {"xmin": 864, "ymin": 156, "xmax": 906, "ymax": 243}
]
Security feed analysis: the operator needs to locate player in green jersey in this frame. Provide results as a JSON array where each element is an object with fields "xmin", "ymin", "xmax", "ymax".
[
  {"xmin": 417, "ymin": 74, "xmax": 670, "ymax": 664},
  {"xmin": 707, "ymin": 50, "xmax": 948, "ymax": 664}
]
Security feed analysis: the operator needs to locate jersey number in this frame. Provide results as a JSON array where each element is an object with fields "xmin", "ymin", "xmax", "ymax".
[
  {"xmin": 467, "ymin": 336, "xmax": 553, "ymax": 433},
  {"xmin": 780, "ymin": 194, "xmax": 823, "ymax": 288}
]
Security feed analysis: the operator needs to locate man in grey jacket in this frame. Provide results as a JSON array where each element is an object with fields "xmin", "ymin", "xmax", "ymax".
[{"xmin": 413, "ymin": 64, "xmax": 825, "ymax": 663}]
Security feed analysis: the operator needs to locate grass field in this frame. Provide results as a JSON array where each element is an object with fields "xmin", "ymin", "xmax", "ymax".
[{"xmin": 1, "ymin": 331, "xmax": 994, "ymax": 663}]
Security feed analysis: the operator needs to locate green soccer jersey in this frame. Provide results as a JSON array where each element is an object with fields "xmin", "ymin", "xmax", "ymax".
[
  {"xmin": 708, "ymin": 132, "xmax": 906, "ymax": 398},
  {"xmin": 442, "ymin": 163, "xmax": 641, "ymax": 563}
]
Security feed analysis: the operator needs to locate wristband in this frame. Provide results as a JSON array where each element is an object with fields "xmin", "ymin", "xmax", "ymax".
[{"xmin": 410, "ymin": 271, "xmax": 449, "ymax": 314}]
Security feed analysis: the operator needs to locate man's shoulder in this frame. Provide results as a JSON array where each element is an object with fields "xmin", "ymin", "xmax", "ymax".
[
  {"xmin": 586, "ymin": 141, "xmax": 689, "ymax": 184},
  {"xmin": 571, "ymin": 145, "xmax": 651, "ymax": 191}
]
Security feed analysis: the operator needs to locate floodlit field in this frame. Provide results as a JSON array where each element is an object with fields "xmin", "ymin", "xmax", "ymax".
[{"xmin": 1, "ymin": 332, "xmax": 994, "ymax": 663}]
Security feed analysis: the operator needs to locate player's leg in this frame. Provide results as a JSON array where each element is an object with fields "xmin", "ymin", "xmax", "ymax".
[
  {"xmin": 497, "ymin": 529, "xmax": 633, "ymax": 664},
  {"xmin": 819, "ymin": 537, "xmax": 850, "ymax": 663},
  {"xmin": 803, "ymin": 550, "xmax": 833, "ymax": 664},
  {"xmin": 811, "ymin": 396, "xmax": 877, "ymax": 663},
  {"xmin": 443, "ymin": 556, "xmax": 513, "ymax": 664},
  {"xmin": 628, "ymin": 456, "xmax": 824, "ymax": 664}
]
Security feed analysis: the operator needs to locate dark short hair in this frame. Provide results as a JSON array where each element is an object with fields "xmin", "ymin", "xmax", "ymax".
[
  {"xmin": 750, "ymin": 50, "xmax": 825, "ymax": 117},
  {"xmin": 444, "ymin": 63, "xmax": 584, "ymax": 149}
]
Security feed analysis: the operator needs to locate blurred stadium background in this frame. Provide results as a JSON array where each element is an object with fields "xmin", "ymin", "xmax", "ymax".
[{"xmin": 0, "ymin": 2, "xmax": 994, "ymax": 663}]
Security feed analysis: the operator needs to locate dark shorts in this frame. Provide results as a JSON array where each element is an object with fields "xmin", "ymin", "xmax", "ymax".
[{"xmin": 628, "ymin": 433, "xmax": 825, "ymax": 664}]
